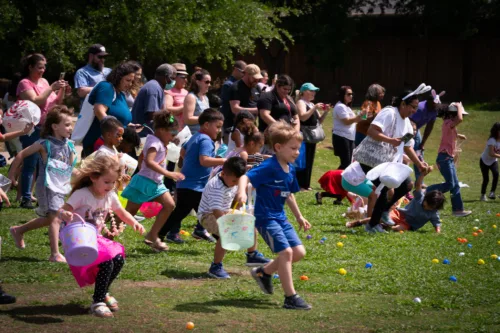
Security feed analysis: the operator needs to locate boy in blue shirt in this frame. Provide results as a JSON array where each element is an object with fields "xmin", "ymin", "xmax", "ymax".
[{"xmin": 236, "ymin": 121, "xmax": 312, "ymax": 310}]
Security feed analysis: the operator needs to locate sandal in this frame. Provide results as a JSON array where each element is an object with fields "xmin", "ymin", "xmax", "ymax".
[
  {"xmin": 146, "ymin": 238, "xmax": 169, "ymax": 252},
  {"xmin": 105, "ymin": 294, "xmax": 119, "ymax": 312},
  {"xmin": 90, "ymin": 302, "xmax": 114, "ymax": 318},
  {"xmin": 10, "ymin": 227, "xmax": 25, "ymax": 249},
  {"xmin": 49, "ymin": 253, "xmax": 67, "ymax": 263}
]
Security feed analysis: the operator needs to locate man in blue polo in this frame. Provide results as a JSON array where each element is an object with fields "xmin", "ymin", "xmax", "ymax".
[{"xmin": 74, "ymin": 44, "xmax": 112, "ymax": 106}]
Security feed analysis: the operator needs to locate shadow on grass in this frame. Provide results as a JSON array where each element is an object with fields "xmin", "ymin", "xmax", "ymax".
[
  {"xmin": 126, "ymin": 247, "xmax": 203, "ymax": 259},
  {"xmin": 0, "ymin": 256, "xmax": 44, "ymax": 263},
  {"xmin": 160, "ymin": 268, "xmax": 208, "ymax": 280},
  {"xmin": 173, "ymin": 298, "xmax": 276, "ymax": 313},
  {"xmin": 0, "ymin": 303, "xmax": 87, "ymax": 324}
]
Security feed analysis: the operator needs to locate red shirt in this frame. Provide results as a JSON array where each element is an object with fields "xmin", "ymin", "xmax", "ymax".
[{"xmin": 318, "ymin": 170, "xmax": 354, "ymax": 203}]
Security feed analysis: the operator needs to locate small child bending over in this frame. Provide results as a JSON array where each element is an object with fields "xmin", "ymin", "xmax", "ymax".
[
  {"xmin": 236, "ymin": 121, "xmax": 312, "ymax": 310},
  {"xmin": 9, "ymin": 106, "xmax": 76, "ymax": 262},
  {"xmin": 58, "ymin": 155, "xmax": 145, "ymax": 318}
]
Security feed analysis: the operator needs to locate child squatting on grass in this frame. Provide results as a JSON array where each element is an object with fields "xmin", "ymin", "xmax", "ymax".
[
  {"xmin": 57, "ymin": 155, "xmax": 146, "ymax": 318},
  {"xmin": 236, "ymin": 121, "xmax": 313, "ymax": 310},
  {"xmin": 9, "ymin": 105, "xmax": 76, "ymax": 263}
]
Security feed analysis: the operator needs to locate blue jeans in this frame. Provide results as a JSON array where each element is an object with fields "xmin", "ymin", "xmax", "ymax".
[
  {"xmin": 426, "ymin": 152, "xmax": 464, "ymax": 212},
  {"xmin": 413, "ymin": 129, "xmax": 423, "ymax": 179},
  {"xmin": 19, "ymin": 126, "xmax": 41, "ymax": 201}
]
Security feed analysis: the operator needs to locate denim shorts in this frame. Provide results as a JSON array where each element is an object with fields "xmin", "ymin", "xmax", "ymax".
[{"xmin": 256, "ymin": 219, "xmax": 302, "ymax": 253}]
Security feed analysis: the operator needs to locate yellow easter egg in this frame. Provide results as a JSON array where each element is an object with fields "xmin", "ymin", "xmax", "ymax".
[
  {"xmin": 478, "ymin": 259, "xmax": 485, "ymax": 265},
  {"xmin": 336, "ymin": 242, "xmax": 344, "ymax": 248},
  {"xmin": 432, "ymin": 259, "xmax": 439, "ymax": 264},
  {"xmin": 338, "ymin": 268, "xmax": 347, "ymax": 275},
  {"xmin": 491, "ymin": 254, "xmax": 498, "ymax": 260}
]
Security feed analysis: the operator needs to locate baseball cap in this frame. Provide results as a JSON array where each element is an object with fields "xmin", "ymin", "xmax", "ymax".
[
  {"xmin": 155, "ymin": 64, "xmax": 177, "ymax": 79},
  {"xmin": 88, "ymin": 44, "xmax": 109, "ymax": 56},
  {"xmin": 300, "ymin": 83, "xmax": 320, "ymax": 92},
  {"xmin": 448, "ymin": 103, "xmax": 469, "ymax": 115},
  {"xmin": 244, "ymin": 64, "xmax": 263, "ymax": 80}
]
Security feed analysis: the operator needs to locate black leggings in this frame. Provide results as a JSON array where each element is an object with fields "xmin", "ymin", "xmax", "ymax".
[
  {"xmin": 296, "ymin": 143, "xmax": 317, "ymax": 189},
  {"xmin": 332, "ymin": 134, "xmax": 354, "ymax": 170},
  {"xmin": 480, "ymin": 159, "xmax": 498, "ymax": 194},
  {"xmin": 320, "ymin": 193, "xmax": 343, "ymax": 201},
  {"xmin": 360, "ymin": 163, "xmax": 413, "ymax": 227},
  {"xmin": 158, "ymin": 188, "xmax": 204, "ymax": 239},
  {"xmin": 93, "ymin": 254, "xmax": 124, "ymax": 303},
  {"xmin": 164, "ymin": 161, "xmax": 177, "ymax": 193}
]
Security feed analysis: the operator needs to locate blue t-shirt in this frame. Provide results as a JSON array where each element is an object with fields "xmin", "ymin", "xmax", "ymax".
[
  {"xmin": 247, "ymin": 155, "xmax": 300, "ymax": 225},
  {"xmin": 131, "ymin": 79, "xmax": 164, "ymax": 126},
  {"xmin": 82, "ymin": 81, "xmax": 131, "ymax": 149},
  {"xmin": 74, "ymin": 64, "xmax": 112, "ymax": 106},
  {"xmin": 397, "ymin": 190, "xmax": 441, "ymax": 231},
  {"xmin": 177, "ymin": 132, "xmax": 215, "ymax": 192}
]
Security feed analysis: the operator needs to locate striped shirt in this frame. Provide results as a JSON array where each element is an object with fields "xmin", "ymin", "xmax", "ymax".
[{"xmin": 197, "ymin": 174, "xmax": 238, "ymax": 219}]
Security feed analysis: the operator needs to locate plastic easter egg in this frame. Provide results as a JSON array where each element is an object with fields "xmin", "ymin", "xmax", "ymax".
[
  {"xmin": 478, "ymin": 229, "xmax": 483, "ymax": 233},
  {"xmin": 478, "ymin": 259, "xmax": 485, "ymax": 265},
  {"xmin": 473, "ymin": 227, "xmax": 479, "ymax": 231},
  {"xmin": 458, "ymin": 252, "xmax": 465, "ymax": 256},
  {"xmin": 443, "ymin": 259, "xmax": 450, "ymax": 265},
  {"xmin": 321, "ymin": 237, "xmax": 327, "ymax": 241},
  {"xmin": 186, "ymin": 322, "xmax": 195, "ymax": 330},
  {"xmin": 473, "ymin": 232, "xmax": 478, "ymax": 237},
  {"xmin": 449, "ymin": 276, "xmax": 457, "ymax": 282},
  {"xmin": 468, "ymin": 244, "xmax": 473, "ymax": 248},
  {"xmin": 300, "ymin": 275, "xmax": 309, "ymax": 281},
  {"xmin": 474, "ymin": 219, "xmax": 479, "ymax": 222},
  {"xmin": 413, "ymin": 297, "xmax": 422, "ymax": 303},
  {"xmin": 490, "ymin": 254, "xmax": 498, "ymax": 260},
  {"xmin": 340, "ymin": 235, "xmax": 347, "ymax": 239},
  {"xmin": 399, "ymin": 230, "xmax": 404, "ymax": 234},
  {"xmin": 432, "ymin": 259, "xmax": 439, "ymax": 264},
  {"xmin": 493, "ymin": 225, "xmax": 497, "ymax": 229},
  {"xmin": 365, "ymin": 263, "xmax": 373, "ymax": 269},
  {"xmin": 273, "ymin": 274, "xmax": 279, "ymax": 279},
  {"xmin": 319, "ymin": 240, "xmax": 324, "ymax": 244},
  {"xmin": 338, "ymin": 268, "xmax": 347, "ymax": 275},
  {"xmin": 306, "ymin": 235, "xmax": 312, "ymax": 239},
  {"xmin": 336, "ymin": 242, "xmax": 344, "ymax": 248}
]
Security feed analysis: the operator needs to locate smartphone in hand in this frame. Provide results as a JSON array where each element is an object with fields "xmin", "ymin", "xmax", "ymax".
[
  {"xmin": 401, "ymin": 133, "xmax": 414, "ymax": 144},
  {"xmin": 59, "ymin": 72, "xmax": 66, "ymax": 80}
]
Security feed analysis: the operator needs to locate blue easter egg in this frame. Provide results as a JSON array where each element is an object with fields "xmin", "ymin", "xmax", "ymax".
[
  {"xmin": 365, "ymin": 263, "xmax": 373, "ymax": 269},
  {"xmin": 449, "ymin": 275, "xmax": 457, "ymax": 282},
  {"xmin": 273, "ymin": 274, "xmax": 279, "ymax": 279},
  {"xmin": 306, "ymin": 235, "xmax": 312, "ymax": 239},
  {"xmin": 443, "ymin": 259, "xmax": 450, "ymax": 265},
  {"xmin": 467, "ymin": 244, "xmax": 473, "ymax": 248},
  {"xmin": 321, "ymin": 237, "xmax": 327, "ymax": 241},
  {"xmin": 319, "ymin": 240, "xmax": 325, "ymax": 244}
]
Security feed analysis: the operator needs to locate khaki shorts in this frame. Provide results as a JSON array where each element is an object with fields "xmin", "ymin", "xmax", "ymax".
[{"xmin": 200, "ymin": 213, "xmax": 220, "ymax": 237}]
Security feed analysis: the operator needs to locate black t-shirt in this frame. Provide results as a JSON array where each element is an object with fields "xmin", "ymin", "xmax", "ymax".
[
  {"xmin": 300, "ymin": 102, "xmax": 318, "ymax": 127},
  {"xmin": 227, "ymin": 80, "xmax": 261, "ymax": 129},
  {"xmin": 257, "ymin": 90, "xmax": 298, "ymax": 132}
]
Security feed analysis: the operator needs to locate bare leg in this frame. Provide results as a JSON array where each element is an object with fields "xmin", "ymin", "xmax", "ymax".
[
  {"xmin": 213, "ymin": 239, "xmax": 226, "ymax": 264},
  {"xmin": 263, "ymin": 245, "xmax": 306, "ymax": 297},
  {"xmin": 148, "ymin": 192, "xmax": 175, "ymax": 241},
  {"xmin": 47, "ymin": 212, "xmax": 64, "ymax": 259}
]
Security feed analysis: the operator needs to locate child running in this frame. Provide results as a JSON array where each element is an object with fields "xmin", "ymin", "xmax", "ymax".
[
  {"xmin": 236, "ymin": 121, "xmax": 312, "ymax": 310},
  {"xmin": 198, "ymin": 157, "xmax": 249, "ymax": 278},
  {"xmin": 479, "ymin": 122, "xmax": 500, "ymax": 201},
  {"xmin": 426, "ymin": 102, "xmax": 471, "ymax": 217},
  {"xmin": 227, "ymin": 110, "xmax": 255, "ymax": 153},
  {"xmin": 57, "ymin": 155, "xmax": 145, "ymax": 318},
  {"xmin": 92, "ymin": 116, "xmax": 124, "ymax": 159},
  {"xmin": 121, "ymin": 111, "xmax": 184, "ymax": 252},
  {"xmin": 158, "ymin": 108, "xmax": 226, "ymax": 244},
  {"xmin": 9, "ymin": 106, "xmax": 76, "ymax": 262}
]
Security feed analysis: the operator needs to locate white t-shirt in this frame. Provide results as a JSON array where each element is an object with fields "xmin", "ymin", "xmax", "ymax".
[
  {"xmin": 197, "ymin": 174, "xmax": 238, "ymax": 219},
  {"xmin": 227, "ymin": 128, "xmax": 245, "ymax": 153},
  {"xmin": 371, "ymin": 107, "xmax": 415, "ymax": 147},
  {"xmin": 66, "ymin": 188, "xmax": 121, "ymax": 229},
  {"xmin": 481, "ymin": 137, "xmax": 500, "ymax": 166},
  {"xmin": 332, "ymin": 102, "xmax": 356, "ymax": 141},
  {"xmin": 95, "ymin": 145, "xmax": 117, "ymax": 158}
]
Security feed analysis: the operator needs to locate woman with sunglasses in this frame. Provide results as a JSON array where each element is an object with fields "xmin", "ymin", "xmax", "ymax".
[
  {"xmin": 124, "ymin": 61, "xmax": 144, "ymax": 110},
  {"xmin": 183, "ymin": 68, "xmax": 211, "ymax": 134},
  {"xmin": 332, "ymin": 86, "xmax": 364, "ymax": 170}
]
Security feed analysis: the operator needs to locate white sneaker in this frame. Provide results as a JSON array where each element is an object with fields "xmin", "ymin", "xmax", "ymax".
[
  {"xmin": 453, "ymin": 210, "xmax": 472, "ymax": 217},
  {"xmin": 488, "ymin": 192, "xmax": 496, "ymax": 200},
  {"xmin": 480, "ymin": 195, "xmax": 488, "ymax": 202}
]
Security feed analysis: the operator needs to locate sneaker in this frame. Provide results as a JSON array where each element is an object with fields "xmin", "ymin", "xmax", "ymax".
[
  {"xmin": 480, "ymin": 195, "xmax": 488, "ymax": 202},
  {"xmin": 207, "ymin": 262, "xmax": 231, "ymax": 279},
  {"xmin": 488, "ymin": 192, "xmax": 496, "ymax": 200},
  {"xmin": 365, "ymin": 224, "xmax": 387, "ymax": 234},
  {"xmin": 333, "ymin": 200, "xmax": 343, "ymax": 205},
  {"xmin": 245, "ymin": 250, "xmax": 271, "ymax": 267},
  {"xmin": 166, "ymin": 233, "xmax": 185, "ymax": 244},
  {"xmin": 0, "ymin": 287, "xmax": 16, "ymax": 304},
  {"xmin": 452, "ymin": 210, "xmax": 472, "ymax": 217},
  {"xmin": 192, "ymin": 228, "xmax": 216, "ymax": 243},
  {"xmin": 20, "ymin": 198, "xmax": 35, "ymax": 209},
  {"xmin": 381, "ymin": 211, "xmax": 395, "ymax": 226},
  {"xmin": 134, "ymin": 215, "xmax": 146, "ymax": 222},
  {"xmin": 251, "ymin": 267, "xmax": 274, "ymax": 294},
  {"xmin": 315, "ymin": 192, "xmax": 322, "ymax": 205},
  {"xmin": 283, "ymin": 294, "xmax": 312, "ymax": 310}
]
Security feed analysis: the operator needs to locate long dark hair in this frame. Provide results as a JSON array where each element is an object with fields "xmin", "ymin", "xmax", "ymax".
[
  {"xmin": 338, "ymin": 86, "xmax": 353, "ymax": 107},
  {"xmin": 489, "ymin": 122, "xmax": 500, "ymax": 140},
  {"xmin": 189, "ymin": 68, "xmax": 210, "ymax": 95},
  {"xmin": 106, "ymin": 63, "xmax": 137, "ymax": 89},
  {"xmin": 273, "ymin": 75, "xmax": 294, "ymax": 91},
  {"xmin": 21, "ymin": 53, "xmax": 46, "ymax": 78}
]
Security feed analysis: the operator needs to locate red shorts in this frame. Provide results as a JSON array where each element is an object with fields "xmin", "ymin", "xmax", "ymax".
[{"xmin": 390, "ymin": 210, "xmax": 410, "ymax": 230}]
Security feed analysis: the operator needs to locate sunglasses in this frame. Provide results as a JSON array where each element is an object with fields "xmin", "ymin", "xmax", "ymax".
[
  {"xmin": 346, "ymin": 93, "xmax": 353, "ymax": 96},
  {"xmin": 177, "ymin": 75, "xmax": 187, "ymax": 79},
  {"xmin": 96, "ymin": 55, "xmax": 107, "ymax": 60},
  {"xmin": 204, "ymin": 80, "xmax": 211, "ymax": 84}
]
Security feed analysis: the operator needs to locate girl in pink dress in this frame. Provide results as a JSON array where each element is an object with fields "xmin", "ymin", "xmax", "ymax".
[{"xmin": 57, "ymin": 155, "xmax": 146, "ymax": 318}]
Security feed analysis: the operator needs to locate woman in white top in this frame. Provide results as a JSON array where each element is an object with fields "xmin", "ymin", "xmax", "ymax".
[
  {"xmin": 332, "ymin": 86, "xmax": 364, "ymax": 170},
  {"xmin": 480, "ymin": 122, "xmax": 500, "ymax": 201}
]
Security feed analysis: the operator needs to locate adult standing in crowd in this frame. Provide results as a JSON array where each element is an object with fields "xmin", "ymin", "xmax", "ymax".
[
  {"xmin": 229, "ymin": 64, "xmax": 262, "ymax": 121},
  {"xmin": 132, "ymin": 64, "xmax": 176, "ymax": 130},
  {"xmin": 355, "ymin": 90, "xmax": 431, "ymax": 233},
  {"xmin": 183, "ymin": 68, "xmax": 211, "ymax": 134},
  {"xmin": 257, "ymin": 70, "xmax": 275, "ymax": 92},
  {"xmin": 355, "ymin": 84, "xmax": 385, "ymax": 146},
  {"xmin": 124, "ymin": 61, "xmax": 144, "ymax": 110},
  {"xmin": 220, "ymin": 60, "xmax": 246, "ymax": 141},
  {"xmin": 296, "ymin": 83, "xmax": 329, "ymax": 190},
  {"xmin": 16, "ymin": 53, "xmax": 70, "ymax": 208},
  {"xmin": 81, "ymin": 63, "xmax": 136, "ymax": 157},
  {"xmin": 74, "ymin": 44, "xmax": 111, "ymax": 106},
  {"xmin": 332, "ymin": 86, "xmax": 364, "ymax": 170},
  {"xmin": 258, "ymin": 74, "xmax": 299, "ymax": 132},
  {"xmin": 164, "ymin": 63, "xmax": 189, "ymax": 192}
]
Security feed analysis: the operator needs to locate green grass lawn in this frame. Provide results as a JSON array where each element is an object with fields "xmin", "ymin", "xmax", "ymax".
[{"xmin": 1, "ymin": 110, "xmax": 499, "ymax": 332}]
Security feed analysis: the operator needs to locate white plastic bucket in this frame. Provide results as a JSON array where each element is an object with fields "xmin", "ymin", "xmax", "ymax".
[
  {"xmin": 3, "ymin": 100, "xmax": 40, "ymax": 135},
  {"xmin": 166, "ymin": 143, "xmax": 181, "ymax": 163},
  {"xmin": 120, "ymin": 153, "xmax": 138, "ymax": 177},
  {"xmin": 217, "ymin": 212, "xmax": 255, "ymax": 251}
]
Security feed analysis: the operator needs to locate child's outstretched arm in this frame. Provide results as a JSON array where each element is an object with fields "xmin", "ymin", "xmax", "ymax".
[
  {"xmin": 0, "ymin": 123, "xmax": 34, "ymax": 142},
  {"xmin": 8, "ymin": 142, "xmax": 44, "ymax": 185},
  {"xmin": 199, "ymin": 155, "xmax": 226, "ymax": 167},
  {"xmin": 286, "ymin": 194, "xmax": 311, "ymax": 231},
  {"xmin": 430, "ymin": 215, "xmax": 442, "ymax": 233},
  {"xmin": 235, "ymin": 175, "xmax": 250, "ymax": 205},
  {"xmin": 114, "ymin": 206, "xmax": 145, "ymax": 234},
  {"xmin": 415, "ymin": 173, "xmax": 426, "ymax": 192},
  {"xmin": 144, "ymin": 147, "xmax": 185, "ymax": 181}
]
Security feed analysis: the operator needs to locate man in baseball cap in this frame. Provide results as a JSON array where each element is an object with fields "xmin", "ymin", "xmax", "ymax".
[
  {"xmin": 74, "ymin": 43, "xmax": 112, "ymax": 105},
  {"xmin": 228, "ymin": 64, "xmax": 263, "ymax": 126},
  {"xmin": 132, "ymin": 63, "xmax": 177, "ymax": 128}
]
